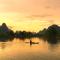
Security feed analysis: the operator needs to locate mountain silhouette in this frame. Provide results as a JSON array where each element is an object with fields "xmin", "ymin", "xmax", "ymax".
[
  {"xmin": 43, "ymin": 24, "xmax": 60, "ymax": 44},
  {"xmin": 0, "ymin": 23, "xmax": 60, "ymax": 43},
  {"xmin": 0, "ymin": 23, "xmax": 11, "ymax": 33},
  {"xmin": 0, "ymin": 23, "xmax": 14, "ymax": 41}
]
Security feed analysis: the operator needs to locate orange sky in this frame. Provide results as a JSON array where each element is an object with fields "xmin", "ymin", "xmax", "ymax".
[{"xmin": 0, "ymin": 0, "xmax": 60, "ymax": 32}]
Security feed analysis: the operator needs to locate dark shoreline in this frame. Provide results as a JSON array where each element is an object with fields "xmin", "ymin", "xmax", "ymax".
[{"xmin": 0, "ymin": 23, "xmax": 60, "ymax": 44}]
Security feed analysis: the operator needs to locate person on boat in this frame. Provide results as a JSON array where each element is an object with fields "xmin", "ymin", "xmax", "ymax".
[{"xmin": 30, "ymin": 39, "xmax": 32, "ymax": 44}]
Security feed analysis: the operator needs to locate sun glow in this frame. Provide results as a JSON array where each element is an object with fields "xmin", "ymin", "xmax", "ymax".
[{"xmin": 0, "ymin": 12, "xmax": 59, "ymax": 32}]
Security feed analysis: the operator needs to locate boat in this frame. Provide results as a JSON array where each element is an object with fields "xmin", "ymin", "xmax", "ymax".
[{"xmin": 25, "ymin": 40, "xmax": 39, "ymax": 44}]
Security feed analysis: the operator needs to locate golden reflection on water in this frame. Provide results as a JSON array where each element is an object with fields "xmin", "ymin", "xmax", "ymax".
[{"xmin": 0, "ymin": 38, "xmax": 60, "ymax": 60}]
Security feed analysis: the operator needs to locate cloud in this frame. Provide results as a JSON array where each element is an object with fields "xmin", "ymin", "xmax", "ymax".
[
  {"xmin": 46, "ymin": 0, "xmax": 60, "ymax": 9},
  {"xmin": 0, "ymin": 0, "xmax": 60, "ymax": 22},
  {"xmin": 26, "ymin": 14, "xmax": 52, "ymax": 19}
]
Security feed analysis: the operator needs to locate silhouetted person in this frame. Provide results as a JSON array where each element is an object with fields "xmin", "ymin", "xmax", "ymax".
[{"xmin": 30, "ymin": 39, "xmax": 32, "ymax": 46}]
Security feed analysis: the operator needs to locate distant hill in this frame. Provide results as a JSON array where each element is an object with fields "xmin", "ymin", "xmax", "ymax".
[
  {"xmin": 0, "ymin": 23, "xmax": 11, "ymax": 33},
  {"xmin": 41, "ymin": 24, "xmax": 60, "ymax": 44},
  {"xmin": 45, "ymin": 24, "xmax": 60, "ymax": 38},
  {"xmin": 0, "ymin": 23, "xmax": 60, "ymax": 43},
  {"xmin": 0, "ymin": 23, "xmax": 14, "ymax": 39}
]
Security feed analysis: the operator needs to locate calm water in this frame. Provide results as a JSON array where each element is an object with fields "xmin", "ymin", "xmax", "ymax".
[{"xmin": 0, "ymin": 38, "xmax": 60, "ymax": 60}]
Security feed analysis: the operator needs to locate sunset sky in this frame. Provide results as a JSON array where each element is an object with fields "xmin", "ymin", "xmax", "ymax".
[{"xmin": 0, "ymin": 0, "xmax": 60, "ymax": 32}]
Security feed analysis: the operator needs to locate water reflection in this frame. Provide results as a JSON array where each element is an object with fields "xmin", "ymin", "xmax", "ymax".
[
  {"xmin": 0, "ymin": 38, "xmax": 59, "ymax": 49},
  {"xmin": 0, "ymin": 43, "xmax": 6, "ymax": 49},
  {"xmin": 0, "ymin": 38, "xmax": 60, "ymax": 60}
]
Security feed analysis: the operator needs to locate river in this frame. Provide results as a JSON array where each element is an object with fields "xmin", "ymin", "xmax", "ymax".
[{"xmin": 0, "ymin": 38, "xmax": 60, "ymax": 60}]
